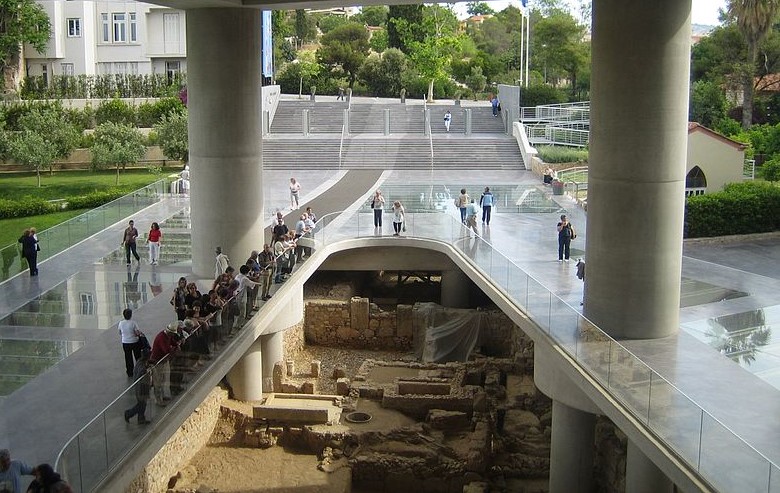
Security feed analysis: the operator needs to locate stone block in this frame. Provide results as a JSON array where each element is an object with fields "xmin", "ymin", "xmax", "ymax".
[
  {"xmin": 301, "ymin": 381, "xmax": 315, "ymax": 394},
  {"xmin": 253, "ymin": 406, "xmax": 329, "ymax": 424},
  {"xmin": 350, "ymin": 296, "xmax": 370, "ymax": 330},
  {"xmin": 286, "ymin": 359, "xmax": 295, "ymax": 377},
  {"xmin": 426, "ymin": 409, "xmax": 470, "ymax": 430},
  {"xmin": 333, "ymin": 367, "xmax": 347, "ymax": 379},
  {"xmin": 272, "ymin": 361, "xmax": 284, "ymax": 392},
  {"xmin": 336, "ymin": 378, "xmax": 351, "ymax": 395},
  {"xmin": 377, "ymin": 326, "xmax": 394, "ymax": 338},
  {"xmin": 396, "ymin": 305, "xmax": 414, "ymax": 338},
  {"xmin": 281, "ymin": 382, "xmax": 301, "ymax": 393},
  {"xmin": 311, "ymin": 360, "xmax": 321, "ymax": 377}
]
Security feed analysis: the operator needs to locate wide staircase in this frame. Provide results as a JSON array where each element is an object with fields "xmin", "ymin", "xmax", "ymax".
[{"xmin": 265, "ymin": 99, "xmax": 523, "ymax": 170}]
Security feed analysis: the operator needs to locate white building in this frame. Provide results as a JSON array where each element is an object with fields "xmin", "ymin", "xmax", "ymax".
[{"xmin": 24, "ymin": 1, "xmax": 187, "ymax": 81}]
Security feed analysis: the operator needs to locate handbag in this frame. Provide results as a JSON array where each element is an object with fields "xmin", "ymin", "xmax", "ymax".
[{"xmin": 138, "ymin": 334, "xmax": 151, "ymax": 352}]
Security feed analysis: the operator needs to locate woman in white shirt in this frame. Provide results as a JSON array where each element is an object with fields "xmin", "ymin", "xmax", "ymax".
[
  {"xmin": 371, "ymin": 190, "xmax": 385, "ymax": 229},
  {"xmin": 289, "ymin": 177, "xmax": 301, "ymax": 209},
  {"xmin": 392, "ymin": 201, "xmax": 405, "ymax": 236},
  {"xmin": 118, "ymin": 308, "xmax": 143, "ymax": 377}
]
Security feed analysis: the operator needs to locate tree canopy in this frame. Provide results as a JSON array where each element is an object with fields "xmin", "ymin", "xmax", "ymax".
[
  {"xmin": 317, "ymin": 23, "xmax": 370, "ymax": 89},
  {"xmin": 91, "ymin": 122, "xmax": 146, "ymax": 185},
  {"xmin": 0, "ymin": 0, "xmax": 51, "ymax": 94}
]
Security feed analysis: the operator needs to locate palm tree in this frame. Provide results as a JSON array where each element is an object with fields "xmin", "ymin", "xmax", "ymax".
[{"xmin": 728, "ymin": 0, "xmax": 780, "ymax": 129}]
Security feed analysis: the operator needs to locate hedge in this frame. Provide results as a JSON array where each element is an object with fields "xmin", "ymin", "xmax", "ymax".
[
  {"xmin": 0, "ymin": 189, "xmax": 128, "ymax": 220},
  {"xmin": 684, "ymin": 181, "xmax": 780, "ymax": 238}
]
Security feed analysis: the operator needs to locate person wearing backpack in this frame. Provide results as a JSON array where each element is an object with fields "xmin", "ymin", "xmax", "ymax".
[
  {"xmin": 480, "ymin": 187, "xmax": 494, "ymax": 225},
  {"xmin": 557, "ymin": 214, "xmax": 576, "ymax": 262}
]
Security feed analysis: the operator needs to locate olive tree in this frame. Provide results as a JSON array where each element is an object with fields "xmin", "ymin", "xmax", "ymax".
[{"xmin": 91, "ymin": 122, "xmax": 146, "ymax": 185}]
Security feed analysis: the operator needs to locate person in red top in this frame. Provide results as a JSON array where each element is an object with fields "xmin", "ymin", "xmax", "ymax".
[
  {"xmin": 147, "ymin": 222, "xmax": 162, "ymax": 265},
  {"xmin": 149, "ymin": 323, "xmax": 181, "ymax": 406}
]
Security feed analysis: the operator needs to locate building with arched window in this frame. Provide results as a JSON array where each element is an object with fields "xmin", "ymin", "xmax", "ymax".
[{"xmin": 686, "ymin": 122, "xmax": 747, "ymax": 196}]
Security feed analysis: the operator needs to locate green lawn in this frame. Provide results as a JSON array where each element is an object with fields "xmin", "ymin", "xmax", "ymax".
[
  {"xmin": 0, "ymin": 209, "xmax": 89, "ymax": 246},
  {"xmin": 0, "ymin": 169, "xmax": 163, "ymax": 201}
]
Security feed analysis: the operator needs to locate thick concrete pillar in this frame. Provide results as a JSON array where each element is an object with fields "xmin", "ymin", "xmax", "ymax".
[
  {"xmin": 227, "ymin": 337, "xmax": 263, "ymax": 401},
  {"xmin": 549, "ymin": 400, "xmax": 596, "ymax": 493},
  {"xmin": 626, "ymin": 440, "xmax": 674, "ymax": 493},
  {"xmin": 260, "ymin": 331, "xmax": 284, "ymax": 391},
  {"xmin": 440, "ymin": 269, "xmax": 469, "ymax": 308},
  {"xmin": 585, "ymin": 0, "xmax": 691, "ymax": 338},
  {"xmin": 187, "ymin": 9, "xmax": 263, "ymax": 278}
]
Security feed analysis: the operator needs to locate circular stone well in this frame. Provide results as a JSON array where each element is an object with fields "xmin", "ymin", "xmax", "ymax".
[{"xmin": 345, "ymin": 411, "xmax": 372, "ymax": 424}]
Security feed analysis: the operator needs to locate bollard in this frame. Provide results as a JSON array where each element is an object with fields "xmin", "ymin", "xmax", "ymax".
[
  {"xmin": 465, "ymin": 108, "xmax": 472, "ymax": 135},
  {"xmin": 302, "ymin": 109, "xmax": 309, "ymax": 136},
  {"xmin": 384, "ymin": 108, "xmax": 390, "ymax": 135}
]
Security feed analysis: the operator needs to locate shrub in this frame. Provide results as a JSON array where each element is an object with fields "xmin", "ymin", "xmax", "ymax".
[
  {"xmin": 684, "ymin": 181, "xmax": 780, "ymax": 238},
  {"xmin": 66, "ymin": 189, "xmax": 126, "ymax": 209},
  {"xmin": 0, "ymin": 197, "xmax": 56, "ymax": 219},
  {"xmin": 520, "ymin": 85, "xmax": 568, "ymax": 107},
  {"xmin": 136, "ymin": 97, "xmax": 184, "ymax": 127},
  {"xmin": 537, "ymin": 145, "xmax": 588, "ymax": 164},
  {"xmin": 95, "ymin": 99, "xmax": 136, "ymax": 126},
  {"xmin": 761, "ymin": 157, "xmax": 780, "ymax": 182}
]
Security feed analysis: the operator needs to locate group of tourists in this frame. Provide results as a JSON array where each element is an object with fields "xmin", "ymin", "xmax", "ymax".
[
  {"xmin": 0, "ymin": 449, "xmax": 72, "ymax": 493},
  {"xmin": 453, "ymin": 187, "xmax": 496, "ymax": 236},
  {"xmin": 121, "ymin": 220, "xmax": 162, "ymax": 266},
  {"xmin": 370, "ymin": 190, "xmax": 406, "ymax": 236}
]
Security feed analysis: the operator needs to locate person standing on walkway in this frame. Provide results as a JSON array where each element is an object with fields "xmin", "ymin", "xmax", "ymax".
[
  {"xmin": 371, "ymin": 190, "xmax": 385, "ymax": 230},
  {"xmin": 147, "ymin": 222, "xmax": 162, "ymax": 265},
  {"xmin": 118, "ymin": 308, "xmax": 143, "ymax": 377},
  {"xmin": 17, "ymin": 229, "xmax": 38, "ymax": 276},
  {"xmin": 480, "ymin": 187, "xmax": 494, "ymax": 225},
  {"xmin": 337, "ymin": 87, "xmax": 345, "ymax": 101},
  {"xmin": 457, "ymin": 189, "xmax": 470, "ymax": 224},
  {"xmin": 392, "ymin": 201, "xmax": 405, "ymax": 236},
  {"xmin": 215, "ymin": 247, "xmax": 230, "ymax": 279},
  {"xmin": 259, "ymin": 243, "xmax": 275, "ymax": 301},
  {"xmin": 491, "ymin": 96, "xmax": 499, "ymax": 117},
  {"xmin": 122, "ymin": 220, "xmax": 140, "ymax": 265},
  {"xmin": 171, "ymin": 277, "xmax": 188, "ymax": 321},
  {"xmin": 557, "ymin": 214, "xmax": 576, "ymax": 262},
  {"xmin": 124, "ymin": 349, "xmax": 152, "ymax": 425},
  {"xmin": 289, "ymin": 177, "xmax": 301, "ymax": 209},
  {"xmin": 466, "ymin": 199, "xmax": 480, "ymax": 236},
  {"xmin": 150, "ymin": 323, "xmax": 181, "ymax": 406},
  {"xmin": 0, "ymin": 449, "xmax": 34, "ymax": 493},
  {"xmin": 444, "ymin": 110, "xmax": 452, "ymax": 132}
]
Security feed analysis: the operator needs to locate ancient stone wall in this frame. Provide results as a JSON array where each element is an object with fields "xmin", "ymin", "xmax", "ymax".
[
  {"xmin": 283, "ymin": 320, "xmax": 306, "ymax": 361},
  {"xmin": 124, "ymin": 387, "xmax": 229, "ymax": 493},
  {"xmin": 304, "ymin": 298, "xmax": 412, "ymax": 350}
]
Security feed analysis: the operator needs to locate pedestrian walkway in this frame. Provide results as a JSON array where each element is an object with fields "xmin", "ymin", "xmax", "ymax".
[{"xmin": 4, "ymin": 168, "xmax": 780, "ymax": 493}]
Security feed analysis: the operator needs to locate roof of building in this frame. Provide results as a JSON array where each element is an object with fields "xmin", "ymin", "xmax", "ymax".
[{"xmin": 688, "ymin": 122, "xmax": 747, "ymax": 150}]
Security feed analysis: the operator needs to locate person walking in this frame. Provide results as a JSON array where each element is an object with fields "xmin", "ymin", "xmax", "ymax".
[
  {"xmin": 444, "ymin": 110, "xmax": 452, "ymax": 132},
  {"xmin": 149, "ymin": 323, "xmax": 181, "ymax": 406},
  {"xmin": 147, "ymin": 222, "xmax": 162, "ymax": 265},
  {"xmin": 480, "ymin": 187, "xmax": 494, "ymax": 225},
  {"xmin": 456, "ymin": 189, "xmax": 470, "ymax": 224},
  {"xmin": 557, "ymin": 214, "xmax": 576, "ymax": 262},
  {"xmin": 215, "ymin": 247, "xmax": 230, "ymax": 279},
  {"xmin": 491, "ymin": 96, "xmax": 499, "ymax": 117},
  {"xmin": 17, "ymin": 229, "xmax": 38, "ymax": 276},
  {"xmin": 122, "ymin": 220, "xmax": 140, "ymax": 265},
  {"xmin": 371, "ymin": 190, "xmax": 385, "ymax": 230},
  {"xmin": 465, "ymin": 199, "xmax": 480, "ymax": 236},
  {"xmin": 391, "ymin": 201, "xmax": 405, "ymax": 236},
  {"xmin": 337, "ymin": 87, "xmax": 345, "ymax": 101},
  {"xmin": 0, "ymin": 449, "xmax": 34, "ymax": 493},
  {"xmin": 289, "ymin": 178, "xmax": 301, "ymax": 209},
  {"xmin": 124, "ymin": 350, "xmax": 152, "ymax": 425},
  {"xmin": 259, "ymin": 243, "xmax": 275, "ymax": 301},
  {"xmin": 118, "ymin": 308, "xmax": 143, "ymax": 377}
]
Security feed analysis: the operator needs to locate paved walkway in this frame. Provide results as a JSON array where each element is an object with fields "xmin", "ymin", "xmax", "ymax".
[{"xmin": 3, "ymin": 168, "xmax": 780, "ymax": 492}]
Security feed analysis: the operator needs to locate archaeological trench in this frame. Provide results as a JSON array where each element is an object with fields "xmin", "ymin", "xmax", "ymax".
[{"xmin": 127, "ymin": 272, "xmax": 628, "ymax": 493}]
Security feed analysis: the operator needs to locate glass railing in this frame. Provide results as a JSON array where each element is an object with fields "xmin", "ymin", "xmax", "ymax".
[
  {"xmin": 314, "ymin": 209, "xmax": 780, "ymax": 493},
  {"xmin": 0, "ymin": 179, "xmax": 169, "ymax": 283}
]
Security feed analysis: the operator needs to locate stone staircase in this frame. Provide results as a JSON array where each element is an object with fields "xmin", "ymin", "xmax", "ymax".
[{"xmin": 265, "ymin": 100, "xmax": 524, "ymax": 170}]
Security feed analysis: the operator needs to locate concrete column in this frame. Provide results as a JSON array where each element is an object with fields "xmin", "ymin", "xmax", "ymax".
[
  {"xmin": 260, "ymin": 331, "xmax": 284, "ymax": 391},
  {"xmin": 440, "ymin": 269, "xmax": 469, "ymax": 308},
  {"xmin": 187, "ymin": 9, "xmax": 263, "ymax": 279},
  {"xmin": 549, "ymin": 399, "xmax": 596, "ymax": 493},
  {"xmin": 227, "ymin": 337, "xmax": 264, "ymax": 401},
  {"xmin": 302, "ymin": 109, "xmax": 310, "ymax": 136},
  {"xmin": 384, "ymin": 108, "xmax": 391, "ymax": 135},
  {"xmin": 585, "ymin": 0, "xmax": 691, "ymax": 338},
  {"xmin": 464, "ymin": 109, "xmax": 472, "ymax": 135},
  {"xmin": 626, "ymin": 440, "xmax": 674, "ymax": 493}
]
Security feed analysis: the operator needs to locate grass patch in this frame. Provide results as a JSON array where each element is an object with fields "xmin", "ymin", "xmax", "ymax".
[
  {"xmin": 0, "ymin": 169, "xmax": 162, "ymax": 201},
  {"xmin": 0, "ymin": 209, "xmax": 89, "ymax": 246}
]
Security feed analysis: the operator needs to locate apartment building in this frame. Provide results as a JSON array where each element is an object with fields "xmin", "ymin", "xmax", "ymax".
[{"xmin": 24, "ymin": 1, "xmax": 187, "ymax": 82}]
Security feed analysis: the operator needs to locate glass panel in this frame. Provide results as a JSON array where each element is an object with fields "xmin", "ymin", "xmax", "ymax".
[
  {"xmin": 76, "ymin": 415, "xmax": 109, "ymax": 492},
  {"xmin": 526, "ymin": 277, "xmax": 551, "ymax": 333},
  {"xmin": 574, "ymin": 320, "xmax": 611, "ymax": 387},
  {"xmin": 506, "ymin": 263, "xmax": 528, "ymax": 309},
  {"xmin": 489, "ymin": 253, "xmax": 509, "ymax": 292},
  {"xmin": 770, "ymin": 463, "xmax": 780, "ymax": 493},
  {"xmin": 647, "ymin": 374, "xmax": 703, "ymax": 468},
  {"xmin": 699, "ymin": 413, "xmax": 771, "ymax": 493},
  {"xmin": 58, "ymin": 439, "xmax": 82, "ymax": 492},
  {"xmin": 0, "ymin": 243, "xmax": 25, "ymax": 279},
  {"xmin": 607, "ymin": 344, "xmax": 651, "ymax": 423},
  {"xmin": 549, "ymin": 296, "xmax": 578, "ymax": 353},
  {"xmin": 105, "ymin": 381, "xmax": 154, "ymax": 465}
]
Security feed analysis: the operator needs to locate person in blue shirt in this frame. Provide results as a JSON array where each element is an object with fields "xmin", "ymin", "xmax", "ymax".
[
  {"xmin": 465, "ymin": 199, "xmax": 480, "ymax": 236},
  {"xmin": 491, "ymin": 97, "xmax": 499, "ymax": 117},
  {"xmin": 480, "ymin": 187, "xmax": 494, "ymax": 225},
  {"xmin": 0, "ymin": 449, "xmax": 34, "ymax": 493}
]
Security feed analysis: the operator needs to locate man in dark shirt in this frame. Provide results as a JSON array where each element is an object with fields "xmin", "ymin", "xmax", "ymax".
[
  {"xmin": 272, "ymin": 218, "xmax": 288, "ymax": 243},
  {"xmin": 122, "ymin": 220, "xmax": 140, "ymax": 265}
]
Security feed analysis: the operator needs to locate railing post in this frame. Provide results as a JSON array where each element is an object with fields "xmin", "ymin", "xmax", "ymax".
[
  {"xmin": 262, "ymin": 110, "xmax": 270, "ymax": 135},
  {"xmin": 343, "ymin": 108, "xmax": 350, "ymax": 135},
  {"xmin": 302, "ymin": 109, "xmax": 309, "ymax": 136},
  {"xmin": 464, "ymin": 108, "xmax": 472, "ymax": 135},
  {"xmin": 384, "ymin": 108, "xmax": 390, "ymax": 136},
  {"xmin": 424, "ymin": 108, "xmax": 431, "ymax": 136}
]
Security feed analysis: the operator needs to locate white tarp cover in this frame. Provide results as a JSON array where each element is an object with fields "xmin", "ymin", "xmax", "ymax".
[{"xmin": 415, "ymin": 302, "xmax": 482, "ymax": 363}]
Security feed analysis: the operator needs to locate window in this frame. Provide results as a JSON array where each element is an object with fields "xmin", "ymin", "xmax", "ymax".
[
  {"xmin": 61, "ymin": 63, "xmax": 74, "ymax": 76},
  {"xmin": 113, "ymin": 13, "xmax": 126, "ymax": 43},
  {"xmin": 41, "ymin": 64, "xmax": 48, "ymax": 86},
  {"xmin": 166, "ymin": 61, "xmax": 180, "ymax": 83},
  {"xmin": 101, "ymin": 13, "xmax": 109, "ymax": 42},
  {"xmin": 129, "ymin": 13, "xmax": 137, "ymax": 42},
  {"xmin": 67, "ymin": 18, "xmax": 81, "ymax": 37},
  {"xmin": 79, "ymin": 293, "xmax": 94, "ymax": 316}
]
